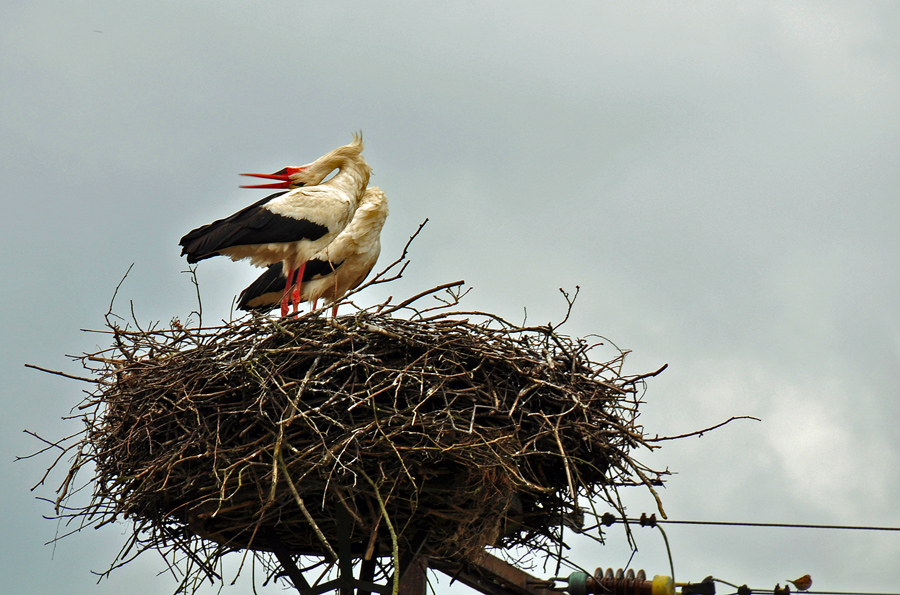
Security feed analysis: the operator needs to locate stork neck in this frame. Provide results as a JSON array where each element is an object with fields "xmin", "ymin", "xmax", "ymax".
[{"xmin": 323, "ymin": 157, "xmax": 370, "ymax": 208}]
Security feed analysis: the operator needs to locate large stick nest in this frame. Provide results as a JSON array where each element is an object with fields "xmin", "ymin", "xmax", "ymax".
[{"xmin": 44, "ymin": 276, "xmax": 668, "ymax": 590}]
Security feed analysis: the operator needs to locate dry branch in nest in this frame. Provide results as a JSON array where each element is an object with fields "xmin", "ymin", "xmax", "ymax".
[{"xmin": 36, "ymin": 240, "xmax": 670, "ymax": 592}]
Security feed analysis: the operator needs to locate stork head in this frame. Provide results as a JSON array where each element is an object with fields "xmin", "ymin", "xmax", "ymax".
[
  {"xmin": 240, "ymin": 166, "xmax": 309, "ymax": 189},
  {"xmin": 241, "ymin": 133, "xmax": 367, "ymax": 190}
]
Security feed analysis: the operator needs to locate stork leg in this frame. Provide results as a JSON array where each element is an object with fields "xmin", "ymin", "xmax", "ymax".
[
  {"xmin": 332, "ymin": 304, "xmax": 339, "ymax": 318},
  {"xmin": 280, "ymin": 267, "xmax": 295, "ymax": 318},
  {"xmin": 290, "ymin": 262, "xmax": 307, "ymax": 314}
]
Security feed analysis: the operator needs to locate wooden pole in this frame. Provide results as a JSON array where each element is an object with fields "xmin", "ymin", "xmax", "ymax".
[{"xmin": 398, "ymin": 557, "xmax": 428, "ymax": 595}]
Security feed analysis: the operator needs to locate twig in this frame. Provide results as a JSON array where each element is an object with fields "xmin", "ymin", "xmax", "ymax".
[
  {"xmin": 362, "ymin": 472, "xmax": 399, "ymax": 595},
  {"xmin": 648, "ymin": 416, "xmax": 761, "ymax": 442},
  {"xmin": 276, "ymin": 450, "xmax": 337, "ymax": 562},
  {"xmin": 24, "ymin": 363, "xmax": 95, "ymax": 384},
  {"xmin": 380, "ymin": 281, "xmax": 465, "ymax": 315},
  {"xmin": 106, "ymin": 263, "xmax": 134, "ymax": 320}
]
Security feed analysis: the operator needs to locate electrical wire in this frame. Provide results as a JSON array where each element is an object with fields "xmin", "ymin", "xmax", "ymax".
[
  {"xmin": 738, "ymin": 591, "xmax": 899, "ymax": 595},
  {"xmin": 580, "ymin": 514, "xmax": 900, "ymax": 595},
  {"xmin": 713, "ymin": 579, "xmax": 900, "ymax": 595},
  {"xmin": 586, "ymin": 513, "xmax": 900, "ymax": 533},
  {"xmin": 657, "ymin": 519, "xmax": 900, "ymax": 532},
  {"xmin": 656, "ymin": 525, "xmax": 675, "ymax": 584}
]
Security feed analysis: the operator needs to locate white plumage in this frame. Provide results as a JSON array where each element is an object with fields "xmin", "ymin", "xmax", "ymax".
[
  {"xmin": 179, "ymin": 134, "xmax": 370, "ymax": 315},
  {"xmin": 238, "ymin": 187, "xmax": 389, "ymax": 316}
]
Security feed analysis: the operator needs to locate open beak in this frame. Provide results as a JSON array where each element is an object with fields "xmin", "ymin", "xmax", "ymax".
[{"xmin": 240, "ymin": 166, "xmax": 307, "ymax": 189}]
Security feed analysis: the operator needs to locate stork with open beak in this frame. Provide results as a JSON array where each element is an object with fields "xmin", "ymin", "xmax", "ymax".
[
  {"xmin": 237, "ymin": 187, "xmax": 388, "ymax": 317},
  {"xmin": 179, "ymin": 134, "xmax": 370, "ymax": 316}
]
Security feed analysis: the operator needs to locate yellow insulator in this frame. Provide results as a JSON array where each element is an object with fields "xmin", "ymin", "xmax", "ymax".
[{"xmin": 652, "ymin": 575, "xmax": 675, "ymax": 595}]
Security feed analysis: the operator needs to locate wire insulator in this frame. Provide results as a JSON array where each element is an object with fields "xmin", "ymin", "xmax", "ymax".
[
  {"xmin": 566, "ymin": 568, "xmax": 673, "ymax": 595},
  {"xmin": 583, "ymin": 568, "xmax": 655, "ymax": 595}
]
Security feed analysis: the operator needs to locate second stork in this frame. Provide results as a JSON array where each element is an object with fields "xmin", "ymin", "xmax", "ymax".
[
  {"xmin": 179, "ymin": 134, "xmax": 370, "ymax": 316},
  {"xmin": 237, "ymin": 186, "xmax": 388, "ymax": 316}
]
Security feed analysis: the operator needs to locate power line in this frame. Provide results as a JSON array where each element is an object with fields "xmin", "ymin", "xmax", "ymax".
[
  {"xmin": 713, "ymin": 579, "xmax": 900, "ymax": 595},
  {"xmin": 656, "ymin": 519, "xmax": 900, "ymax": 532},
  {"xmin": 588, "ymin": 513, "xmax": 900, "ymax": 533},
  {"xmin": 743, "ymin": 591, "xmax": 900, "ymax": 595}
]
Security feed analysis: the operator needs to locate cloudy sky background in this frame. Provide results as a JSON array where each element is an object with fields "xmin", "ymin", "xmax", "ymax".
[{"xmin": 3, "ymin": 2, "xmax": 899, "ymax": 593}]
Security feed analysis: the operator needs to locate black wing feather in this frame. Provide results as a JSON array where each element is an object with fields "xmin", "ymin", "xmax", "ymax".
[
  {"xmin": 237, "ymin": 259, "xmax": 346, "ymax": 312},
  {"xmin": 179, "ymin": 192, "xmax": 329, "ymax": 263},
  {"xmin": 236, "ymin": 264, "xmax": 286, "ymax": 311}
]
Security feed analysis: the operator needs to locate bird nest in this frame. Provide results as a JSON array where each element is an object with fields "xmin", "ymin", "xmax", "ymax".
[{"xmin": 38, "ymin": 273, "xmax": 669, "ymax": 591}]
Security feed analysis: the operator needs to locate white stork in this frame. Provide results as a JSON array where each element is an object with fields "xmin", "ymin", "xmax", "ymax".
[
  {"xmin": 237, "ymin": 187, "xmax": 388, "ymax": 317},
  {"xmin": 179, "ymin": 134, "xmax": 370, "ymax": 316}
]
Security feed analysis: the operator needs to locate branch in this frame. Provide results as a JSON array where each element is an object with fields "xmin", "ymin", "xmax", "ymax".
[
  {"xmin": 106, "ymin": 263, "xmax": 134, "ymax": 319},
  {"xmin": 551, "ymin": 286, "xmax": 580, "ymax": 331},
  {"xmin": 358, "ymin": 219, "xmax": 428, "ymax": 289},
  {"xmin": 648, "ymin": 416, "xmax": 761, "ymax": 442},
  {"xmin": 24, "ymin": 363, "xmax": 95, "ymax": 383},
  {"xmin": 379, "ymin": 280, "xmax": 465, "ymax": 315}
]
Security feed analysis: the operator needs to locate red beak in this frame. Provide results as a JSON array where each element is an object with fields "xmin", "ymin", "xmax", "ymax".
[{"xmin": 240, "ymin": 166, "xmax": 307, "ymax": 189}]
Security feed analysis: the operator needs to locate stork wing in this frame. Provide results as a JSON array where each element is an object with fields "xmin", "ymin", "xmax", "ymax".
[
  {"xmin": 237, "ymin": 259, "xmax": 347, "ymax": 312},
  {"xmin": 179, "ymin": 191, "xmax": 329, "ymax": 263}
]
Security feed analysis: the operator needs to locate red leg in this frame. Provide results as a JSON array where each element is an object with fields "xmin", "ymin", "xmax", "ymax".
[
  {"xmin": 281, "ymin": 267, "xmax": 295, "ymax": 317},
  {"xmin": 291, "ymin": 262, "xmax": 306, "ymax": 314},
  {"xmin": 331, "ymin": 304, "xmax": 338, "ymax": 318}
]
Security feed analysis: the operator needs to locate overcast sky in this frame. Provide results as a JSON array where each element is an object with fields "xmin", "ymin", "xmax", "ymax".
[{"xmin": 3, "ymin": 2, "xmax": 899, "ymax": 594}]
